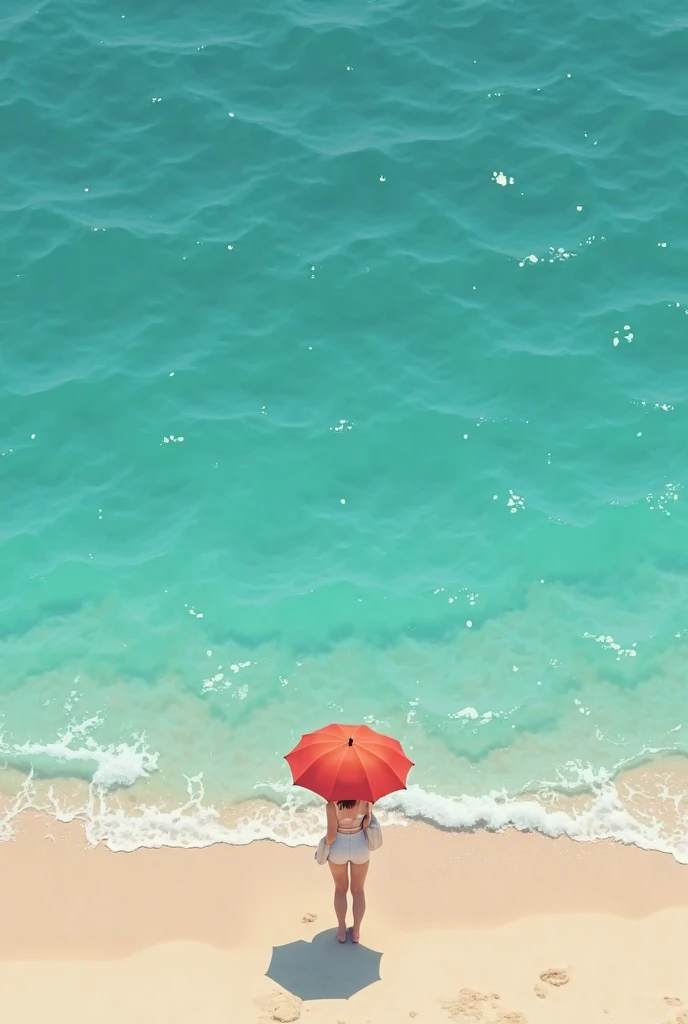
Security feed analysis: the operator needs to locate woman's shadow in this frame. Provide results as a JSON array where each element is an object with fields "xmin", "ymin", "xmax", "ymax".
[{"xmin": 265, "ymin": 928, "xmax": 382, "ymax": 1000}]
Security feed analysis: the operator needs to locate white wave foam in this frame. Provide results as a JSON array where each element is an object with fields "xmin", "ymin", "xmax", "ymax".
[
  {"xmin": 0, "ymin": 772, "xmax": 332, "ymax": 852},
  {"xmin": 1, "ymin": 724, "xmax": 158, "ymax": 790},
  {"xmin": 1, "ymin": 728, "xmax": 687, "ymax": 862},
  {"xmin": 0, "ymin": 773, "xmax": 40, "ymax": 843},
  {"xmin": 38, "ymin": 776, "xmax": 688, "ymax": 860},
  {"xmin": 4, "ymin": 773, "xmax": 684, "ymax": 863},
  {"xmin": 82, "ymin": 776, "xmax": 331, "ymax": 852},
  {"xmin": 379, "ymin": 779, "xmax": 688, "ymax": 863}
]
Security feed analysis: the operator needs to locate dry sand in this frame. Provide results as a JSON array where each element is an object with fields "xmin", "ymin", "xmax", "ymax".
[{"xmin": 1, "ymin": 812, "xmax": 688, "ymax": 1023}]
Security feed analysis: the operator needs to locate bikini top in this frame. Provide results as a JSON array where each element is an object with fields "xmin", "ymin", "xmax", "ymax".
[{"xmin": 336, "ymin": 800, "xmax": 370, "ymax": 834}]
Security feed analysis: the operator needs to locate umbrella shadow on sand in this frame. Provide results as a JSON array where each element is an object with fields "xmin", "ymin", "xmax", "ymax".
[{"xmin": 265, "ymin": 929, "xmax": 382, "ymax": 1001}]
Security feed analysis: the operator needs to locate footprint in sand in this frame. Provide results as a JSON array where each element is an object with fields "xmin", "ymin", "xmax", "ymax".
[
  {"xmin": 534, "ymin": 985, "xmax": 547, "ymax": 999},
  {"xmin": 443, "ymin": 988, "xmax": 500, "ymax": 1019},
  {"xmin": 301, "ymin": 912, "xmax": 317, "ymax": 924},
  {"xmin": 539, "ymin": 968, "xmax": 570, "ymax": 988},
  {"xmin": 676, "ymin": 1014, "xmax": 688, "ymax": 1024},
  {"xmin": 256, "ymin": 989, "xmax": 301, "ymax": 1023},
  {"xmin": 258, "ymin": 1006, "xmax": 300, "ymax": 1024},
  {"xmin": 665, "ymin": 998, "xmax": 683, "ymax": 1007},
  {"xmin": 443, "ymin": 989, "xmax": 527, "ymax": 1023}
]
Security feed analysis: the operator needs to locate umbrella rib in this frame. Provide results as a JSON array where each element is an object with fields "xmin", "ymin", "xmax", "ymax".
[
  {"xmin": 322, "ymin": 743, "xmax": 351, "ymax": 801},
  {"xmin": 288, "ymin": 742, "xmax": 347, "ymax": 778},
  {"xmin": 354, "ymin": 744, "xmax": 410, "ymax": 781},
  {"xmin": 356, "ymin": 739, "xmax": 406, "ymax": 757},
  {"xmin": 287, "ymin": 738, "xmax": 343, "ymax": 752}
]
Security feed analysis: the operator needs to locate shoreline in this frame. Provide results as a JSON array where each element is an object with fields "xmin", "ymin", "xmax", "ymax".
[
  {"xmin": 3, "ymin": 753, "xmax": 688, "ymax": 862},
  {"xmin": 1, "ymin": 815, "xmax": 688, "ymax": 1023}
]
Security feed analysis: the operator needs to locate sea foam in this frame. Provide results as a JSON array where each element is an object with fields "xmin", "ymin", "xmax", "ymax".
[
  {"xmin": 381, "ymin": 781, "xmax": 688, "ymax": 862},
  {"xmin": 2, "ymin": 762, "xmax": 687, "ymax": 863},
  {"xmin": 1, "ymin": 725, "xmax": 687, "ymax": 861},
  {"xmin": 1, "ymin": 725, "xmax": 158, "ymax": 790}
]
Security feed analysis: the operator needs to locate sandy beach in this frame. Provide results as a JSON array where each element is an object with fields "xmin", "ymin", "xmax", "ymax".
[{"xmin": 1, "ymin": 814, "xmax": 687, "ymax": 1024}]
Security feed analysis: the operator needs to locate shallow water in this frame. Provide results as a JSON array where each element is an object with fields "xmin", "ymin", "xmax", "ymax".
[{"xmin": 2, "ymin": 0, "xmax": 688, "ymax": 855}]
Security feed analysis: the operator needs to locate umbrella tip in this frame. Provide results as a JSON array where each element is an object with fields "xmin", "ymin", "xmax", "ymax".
[{"xmin": 348, "ymin": 736, "xmax": 353, "ymax": 746}]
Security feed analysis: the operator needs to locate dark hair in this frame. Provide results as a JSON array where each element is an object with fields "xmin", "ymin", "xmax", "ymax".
[{"xmin": 337, "ymin": 799, "xmax": 357, "ymax": 810}]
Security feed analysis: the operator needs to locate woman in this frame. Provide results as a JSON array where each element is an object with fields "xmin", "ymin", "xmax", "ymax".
[{"xmin": 324, "ymin": 798, "xmax": 371, "ymax": 943}]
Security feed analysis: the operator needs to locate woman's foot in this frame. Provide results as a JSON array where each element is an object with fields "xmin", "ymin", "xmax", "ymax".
[
  {"xmin": 351, "ymin": 927, "xmax": 360, "ymax": 944},
  {"xmin": 336, "ymin": 926, "xmax": 348, "ymax": 943}
]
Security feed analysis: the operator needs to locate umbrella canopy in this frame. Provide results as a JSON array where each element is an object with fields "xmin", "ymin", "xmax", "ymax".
[{"xmin": 284, "ymin": 723, "xmax": 413, "ymax": 802}]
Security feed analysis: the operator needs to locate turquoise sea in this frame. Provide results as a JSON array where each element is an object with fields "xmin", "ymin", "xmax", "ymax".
[{"xmin": 2, "ymin": 0, "xmax": 688, "ymax": 855}]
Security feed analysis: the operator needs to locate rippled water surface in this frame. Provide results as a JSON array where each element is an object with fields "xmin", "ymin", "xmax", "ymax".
[{"xmin": 2, "ymin": 0, "xmax": 688, "ymax": 853}]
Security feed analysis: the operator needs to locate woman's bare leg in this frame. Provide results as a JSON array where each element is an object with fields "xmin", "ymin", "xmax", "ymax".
[
  {"xmin": 328, "ymin": 861, "xmax": 350, "ymax": 941},
  {"xmin": 349, "ymin": 861, "xmax": 369, "ymax": 943}
]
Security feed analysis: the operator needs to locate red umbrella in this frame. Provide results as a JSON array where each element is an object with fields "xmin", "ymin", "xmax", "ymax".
[{"xmin": 284, "ymin": 723, "xmax": 414, "ymax": 803}]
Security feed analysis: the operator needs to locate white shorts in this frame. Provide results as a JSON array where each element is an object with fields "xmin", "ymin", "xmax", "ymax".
[{"xmin": 327, "ymin": 829, "xmax": 370, "ymax": 865}]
